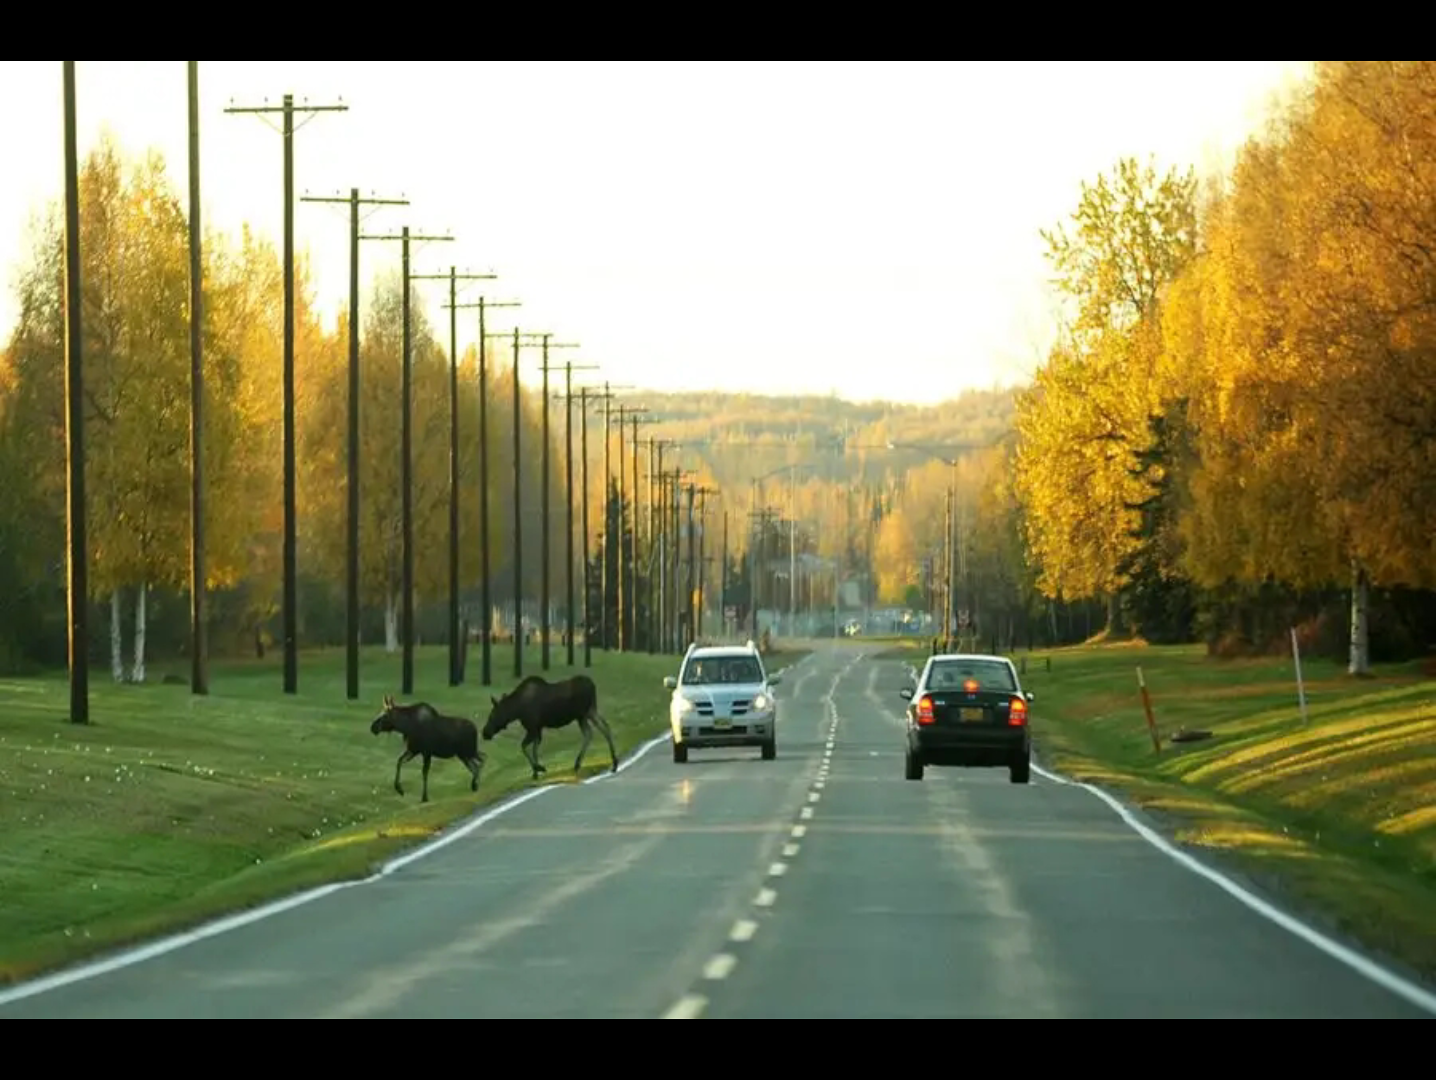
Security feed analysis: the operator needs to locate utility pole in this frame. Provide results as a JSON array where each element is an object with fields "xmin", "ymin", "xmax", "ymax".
[
  {"xmin": 354, "ymin": 226, "xmax": 454, "ymax": 693},
  {"xmin": 412, "ymin": 267, "xmax": 497, "ymax": 687},
  {"xmin": 629, "ymin": 413, "xmax": 657, "ymax": 650},
  {"xmin": 493, "ymin": 330, "xmax": 552, "ymax": 678},
  {"xmin": 534, "ymin": 336, "xmax": 579, "ymax": 670},
  {"xmin": 580, "ymin": 387, "xmax": 593, "ymax": 669},
  {"xmin": 226, "ymin": 91, "xmax": 348, "ymax": 696},
  {"xmin": 611, "ymin": 403, "xmax": 649, "ymax": 651},
  {"xmin": 648, "ymin": 438, "xmax": 677, "ymax": 653},
  {"xmin": 694, "ymin": 487, "xmax": 719, "ymax": 639},
  {"xmin": 300, "ymin": 187, "xmax": 409, "ymax": 701},
  {"xmin": 684, "ymin": 482, "xmax": 697, "ymax": 647},
  {"xmin": 449, "ymin": 300, "xmax": 520, "ymax": 686},
  {"xmin": 669, "ymin": 468, "xmax": 696, "ymax": 652},
  {"xmin": 720, "ymin": 508, "xmax": 729, "ymax": 637},
  {"xmin": 550, "ymin": 363, "xmax": 599, "ymax": 667},
  {"xmin": 61, "ymin": 61, "xmax": 88, "ymax": 724},
  {"xmin": 186, "ymin": 62, "xmax": 207, "ymax": 697}
]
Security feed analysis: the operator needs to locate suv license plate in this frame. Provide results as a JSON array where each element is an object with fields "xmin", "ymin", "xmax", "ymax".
[{"xmin": 713, "ymin": 719, "xmax": 731, "ymax": 730}]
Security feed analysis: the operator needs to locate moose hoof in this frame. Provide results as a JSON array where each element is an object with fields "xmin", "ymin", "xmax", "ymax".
[{"xmin": 394, "ymin": 785, "xmax": 404, "ymax": 796}]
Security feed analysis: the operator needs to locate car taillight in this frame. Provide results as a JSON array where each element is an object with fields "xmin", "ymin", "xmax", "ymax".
[
  {"xmin": 963, "ymin": 678, "xmax": 978, "ymax": 693},
  {"xmin": 1009, "ymin": 696, "xmax": 1028, "ymax": 726},
  {"xmin": 916, "ymin": 695, "xmax": 935, "ymax": 725}
]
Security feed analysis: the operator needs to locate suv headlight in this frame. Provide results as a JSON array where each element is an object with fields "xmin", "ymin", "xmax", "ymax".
[
  {"xmin": 673, "ymin": 695, "xmax": 697, "ymax": 715},
  {"xmin": 752, "ymin": 692, "xmax": 772, "ymax": 713}
]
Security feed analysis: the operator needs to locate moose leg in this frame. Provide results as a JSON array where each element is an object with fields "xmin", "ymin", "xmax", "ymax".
[
  {"xmin": 420, "ymin": 754, "xmax": 432, "ymax": 804},
  {"xmin": 393, "ymin": 749, "xmax": 416, "ymax": 796},
  {"xmin": 463, "ymin": 756, "xmax": 482, "ymax": 791},
  {"xmin": 592, "ymin": 709, "xmax": 620, "ymax": 772},
  {"xmin": 574, "ymin": 717, "xmax": 594, "ymax": 772},
  {"xmin": 521, "ymin": 730, "xmax": 546, "ymax": 779}
]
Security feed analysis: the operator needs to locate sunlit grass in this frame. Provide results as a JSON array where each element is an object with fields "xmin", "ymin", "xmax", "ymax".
[
  {"xmin": 0, "ymin": 643, "xmax": 679, "ymax": 985},
  {"xmin": 1022, "ymin": 642, "xmax": 1436, "ymax": 978}
]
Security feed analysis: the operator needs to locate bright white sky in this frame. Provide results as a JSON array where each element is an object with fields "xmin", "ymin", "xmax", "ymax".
[{"xmin": 0, "ymin": 61, "xmax": 1312, "ymax": 406}]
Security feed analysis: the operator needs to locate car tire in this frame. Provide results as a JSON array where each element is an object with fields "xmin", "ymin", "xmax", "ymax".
[
  {"xmin": 760, "ymin": 738, "xmax": 776, "ymax": 761},
  {"xmin": 673, "ymin": 742, "xmax": 688, "ymax": 764},
  {"xmin": 905, "ymin": 749, "xmax": 923, "ymax": 781},
  {"xmin": 1009, "ymin": 754, "xmax": 1030, "ymax": 784}
]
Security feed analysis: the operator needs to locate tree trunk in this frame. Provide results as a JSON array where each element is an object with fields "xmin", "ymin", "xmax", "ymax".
[
  {"xmin": 384, "ymin": 590, "xmax": 399, "ymax": 653},
  {"xmin": 1348, "ymin": 558, "xmax": 1370, "ymax": 676},
  {"xmin": 130, "ymin": 580, "xmax": 148, "ymax": 683},
  {"xmin": 1104, "ymin": 591, "xmax": 1124, "ymax": 637},
  {"xmin": 110, "ymin": 590, "xmax": 125, "ymax": 683}
]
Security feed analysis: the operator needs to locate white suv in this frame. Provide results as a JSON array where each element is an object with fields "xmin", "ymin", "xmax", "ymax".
[{"xmin": 665, "ymin": 641, "xmax": 782, "ymax": 763}]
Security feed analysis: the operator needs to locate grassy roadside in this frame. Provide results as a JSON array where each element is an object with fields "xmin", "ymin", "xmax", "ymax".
[
  {"xmin": 1019, "ymin": 641, "xmax": 1436, "ymax": 981},
  {"xmin": 0, "ymin": 644, "xmax": 678, "ymax": 986}
]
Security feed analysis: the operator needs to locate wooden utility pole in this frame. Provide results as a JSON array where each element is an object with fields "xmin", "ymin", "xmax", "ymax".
[
  {"xmin": 412, "ymin": 267, "xmax": 497, "ymax": 686},
  {"xmin": 299, "ymin": 187, "xmax": 409, "ymax": 700},
  {"xmin": 488, "ymin": 330, "xmax": 553, "ymax": 678},
  {"xmin": 61, "ymin": 61, "xmax": 88, "ymax": 724},
  {"xmin": 694, "ymin": 487, "xmax": 719, "ymax": 640},
  {"xmin": 611, "ymin": 403, "xmax": 649, "ymax": 651},
  {"xmin": 448, "ymin": 300, "xmax": 520, "ymax": 687},
  {"xmin": 186, "ymin": 62, "xmax": 207, "ymax": 696},
  {"xmin": 549, "ymin": 363, "xmax": 600, "ymax": 667},
  {"xmin": 356, "ymin": 227, "xmax": 454, "ymax": 694},
  {"xmin": 533, "ymin": 336, "xmax": 580, "ymax": 670},
  {"xmin": 225, "ymin": 91, "xmax": 348, "ymax": 695}
]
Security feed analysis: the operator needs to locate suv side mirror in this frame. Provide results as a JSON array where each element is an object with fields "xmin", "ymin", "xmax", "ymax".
[
  {"xmin": 1025, "ymin": 690, "xmax": 1035, "ymax": 703},
  {"xmin": 768, "ymin": 673, "xmax": 782, "ymax": 686},
  {"xmin": 663, "ymin": 676, "xmax": 677, "ymax": 690},
  {"xmin": 898, "ymin": 687, "xmax": 913, "ymax": 700}
]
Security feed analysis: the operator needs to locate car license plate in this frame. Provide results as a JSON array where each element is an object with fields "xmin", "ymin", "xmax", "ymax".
[
  {"xmin": 714, "ymin": 718, "xmax": 731, "ymax": 730},
  {"xmin": 959, "ymin": 707, "xmax": 985, "ymax": 722}
]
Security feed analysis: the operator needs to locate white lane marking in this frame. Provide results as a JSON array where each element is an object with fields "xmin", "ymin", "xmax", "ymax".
[
  {"xmin": 664, "ymin": 993, "xmax": 708, "ymax": 1018},
  {"xmin": 800, "ymin": 806, "xmax": 814, "ymax": 820},
  {"xmin": 791, "ymin": 824, "xmax": 807, "ymax": 838},
  {"xmin": 808, "ymin": 791, "xmax": 821, "ymax": 803},
  {"xmin": 782, "ymin": 842, "xmax": 801, "ymax": 858},
  {"xmin": 730, "ymin": 919, "xmax": 758, "ymax": 942},
  {"xmin": 814, "ymin": 780, "xmax": 825, "ymax": 790},
  {"xmin": 581, "ymin": 730, "xmax": 673, "ymax": 785},
  {"xmin": 0, "ymin": 729, "xmax": 677, "ymax": 1009},
  {"xmin": 1031, "ymin": 761, "xmax": 1436, "ymax": 1016},
  {"xmin": 703, "ymin": 953, "xmax": 737, "ymax": 980},
  {"xmin": 755, "ymin": 887, "xmax": 777, "ymax": 907},
  {"xmin": 768, "ymin": 861, "xmax": 788, "ymax": 877}
]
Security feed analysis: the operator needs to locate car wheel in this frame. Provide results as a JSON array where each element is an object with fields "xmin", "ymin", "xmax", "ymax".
[
  {"xmin": 760, "ymin": 738, "xmax": 776, "ymax": 761},
  {"xmin": 673, "ymin": 742, "xmax": 688, "ymax": 764},
  {"xmin": 905, "ymin": 749, "xmax": 923, "ymax": 781},
  {"xmin": 1009, "ymin": 754, "xmax": 1030, "ymax": 784}
]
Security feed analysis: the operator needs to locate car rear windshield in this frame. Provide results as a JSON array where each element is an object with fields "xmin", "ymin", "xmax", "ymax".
[
  {"xmin": 926, "ymin": 658, "xmax": 1016, "ymax": 692},
  {"xmin": 683, "ymin": 655, "xmax": 764, "ymax": 685}
]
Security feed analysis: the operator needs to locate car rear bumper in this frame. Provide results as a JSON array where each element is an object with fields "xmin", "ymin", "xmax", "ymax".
[
  {"xmin": 910, "ymin": 724, "xmax": 1028, "ymax": 766},
  {"xmin": 674, "ymin": 718, "xmax": 775, "ymax": 747}
]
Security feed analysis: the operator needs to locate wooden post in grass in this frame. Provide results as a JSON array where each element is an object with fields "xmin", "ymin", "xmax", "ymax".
[
  {"xmin": 1290, "ymin": 626, "xmax": 1310, "ymax": 727},
  {"xmin": 1136, "ymin": 666, "xmax": 1161, "ymax": 753}
]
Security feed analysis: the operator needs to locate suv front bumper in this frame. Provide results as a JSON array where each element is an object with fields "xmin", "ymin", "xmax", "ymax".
[{"xmin": 673, "ymin": 713, "xmax": 776, "ymax": 748}]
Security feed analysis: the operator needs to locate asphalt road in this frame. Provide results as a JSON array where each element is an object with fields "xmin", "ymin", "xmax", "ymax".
[{"xmin": 2, "ymin": 643, "xmax": 1432, "ymax": 1019}]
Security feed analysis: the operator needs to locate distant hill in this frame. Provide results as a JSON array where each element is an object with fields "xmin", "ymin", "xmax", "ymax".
[{"xmin": 604, "ymin": 386, "xmax": 1018, "ymax": 494}]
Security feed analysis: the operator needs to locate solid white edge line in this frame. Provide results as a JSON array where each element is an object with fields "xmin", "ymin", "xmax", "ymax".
[
  {"xmin": 0, "ymin": 727, "xmax": 676, "ymax": 1009},
  {"xmin": 1030, "ymin": 760, "xmax": 1436, "ymax": 1015}
]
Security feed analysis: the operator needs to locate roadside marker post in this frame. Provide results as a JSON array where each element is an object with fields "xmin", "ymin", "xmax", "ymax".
[
  {"xmin": 1290, "ymin": 626, "xmax": 1310, "ymax": 727},
  {"xmin": 1136, "ymin": 666, "xmax": 1161, "ymax": 753}
]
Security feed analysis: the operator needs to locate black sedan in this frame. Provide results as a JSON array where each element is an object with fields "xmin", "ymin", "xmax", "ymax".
[{"xmin": 899, "ymin": 653, "xmax": 1033, "ymax": 784}]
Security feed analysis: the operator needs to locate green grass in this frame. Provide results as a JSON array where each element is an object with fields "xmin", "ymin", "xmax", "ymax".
[
  {"xmin": 1019, "ymin": 641, "xmax": 1436, "ymax": 979},
  {"xmin": 0, "ymin": 643, "xmax": 681, "ymax": 986}
]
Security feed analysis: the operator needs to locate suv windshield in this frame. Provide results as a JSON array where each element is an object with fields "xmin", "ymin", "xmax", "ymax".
[
  {"xmin": 682, "ymin": 655, "xmax": 764, "ymax": 685},
  {"xmin": 926, "ymin": 658, "xmax": 1016, "ymax": 692}
]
